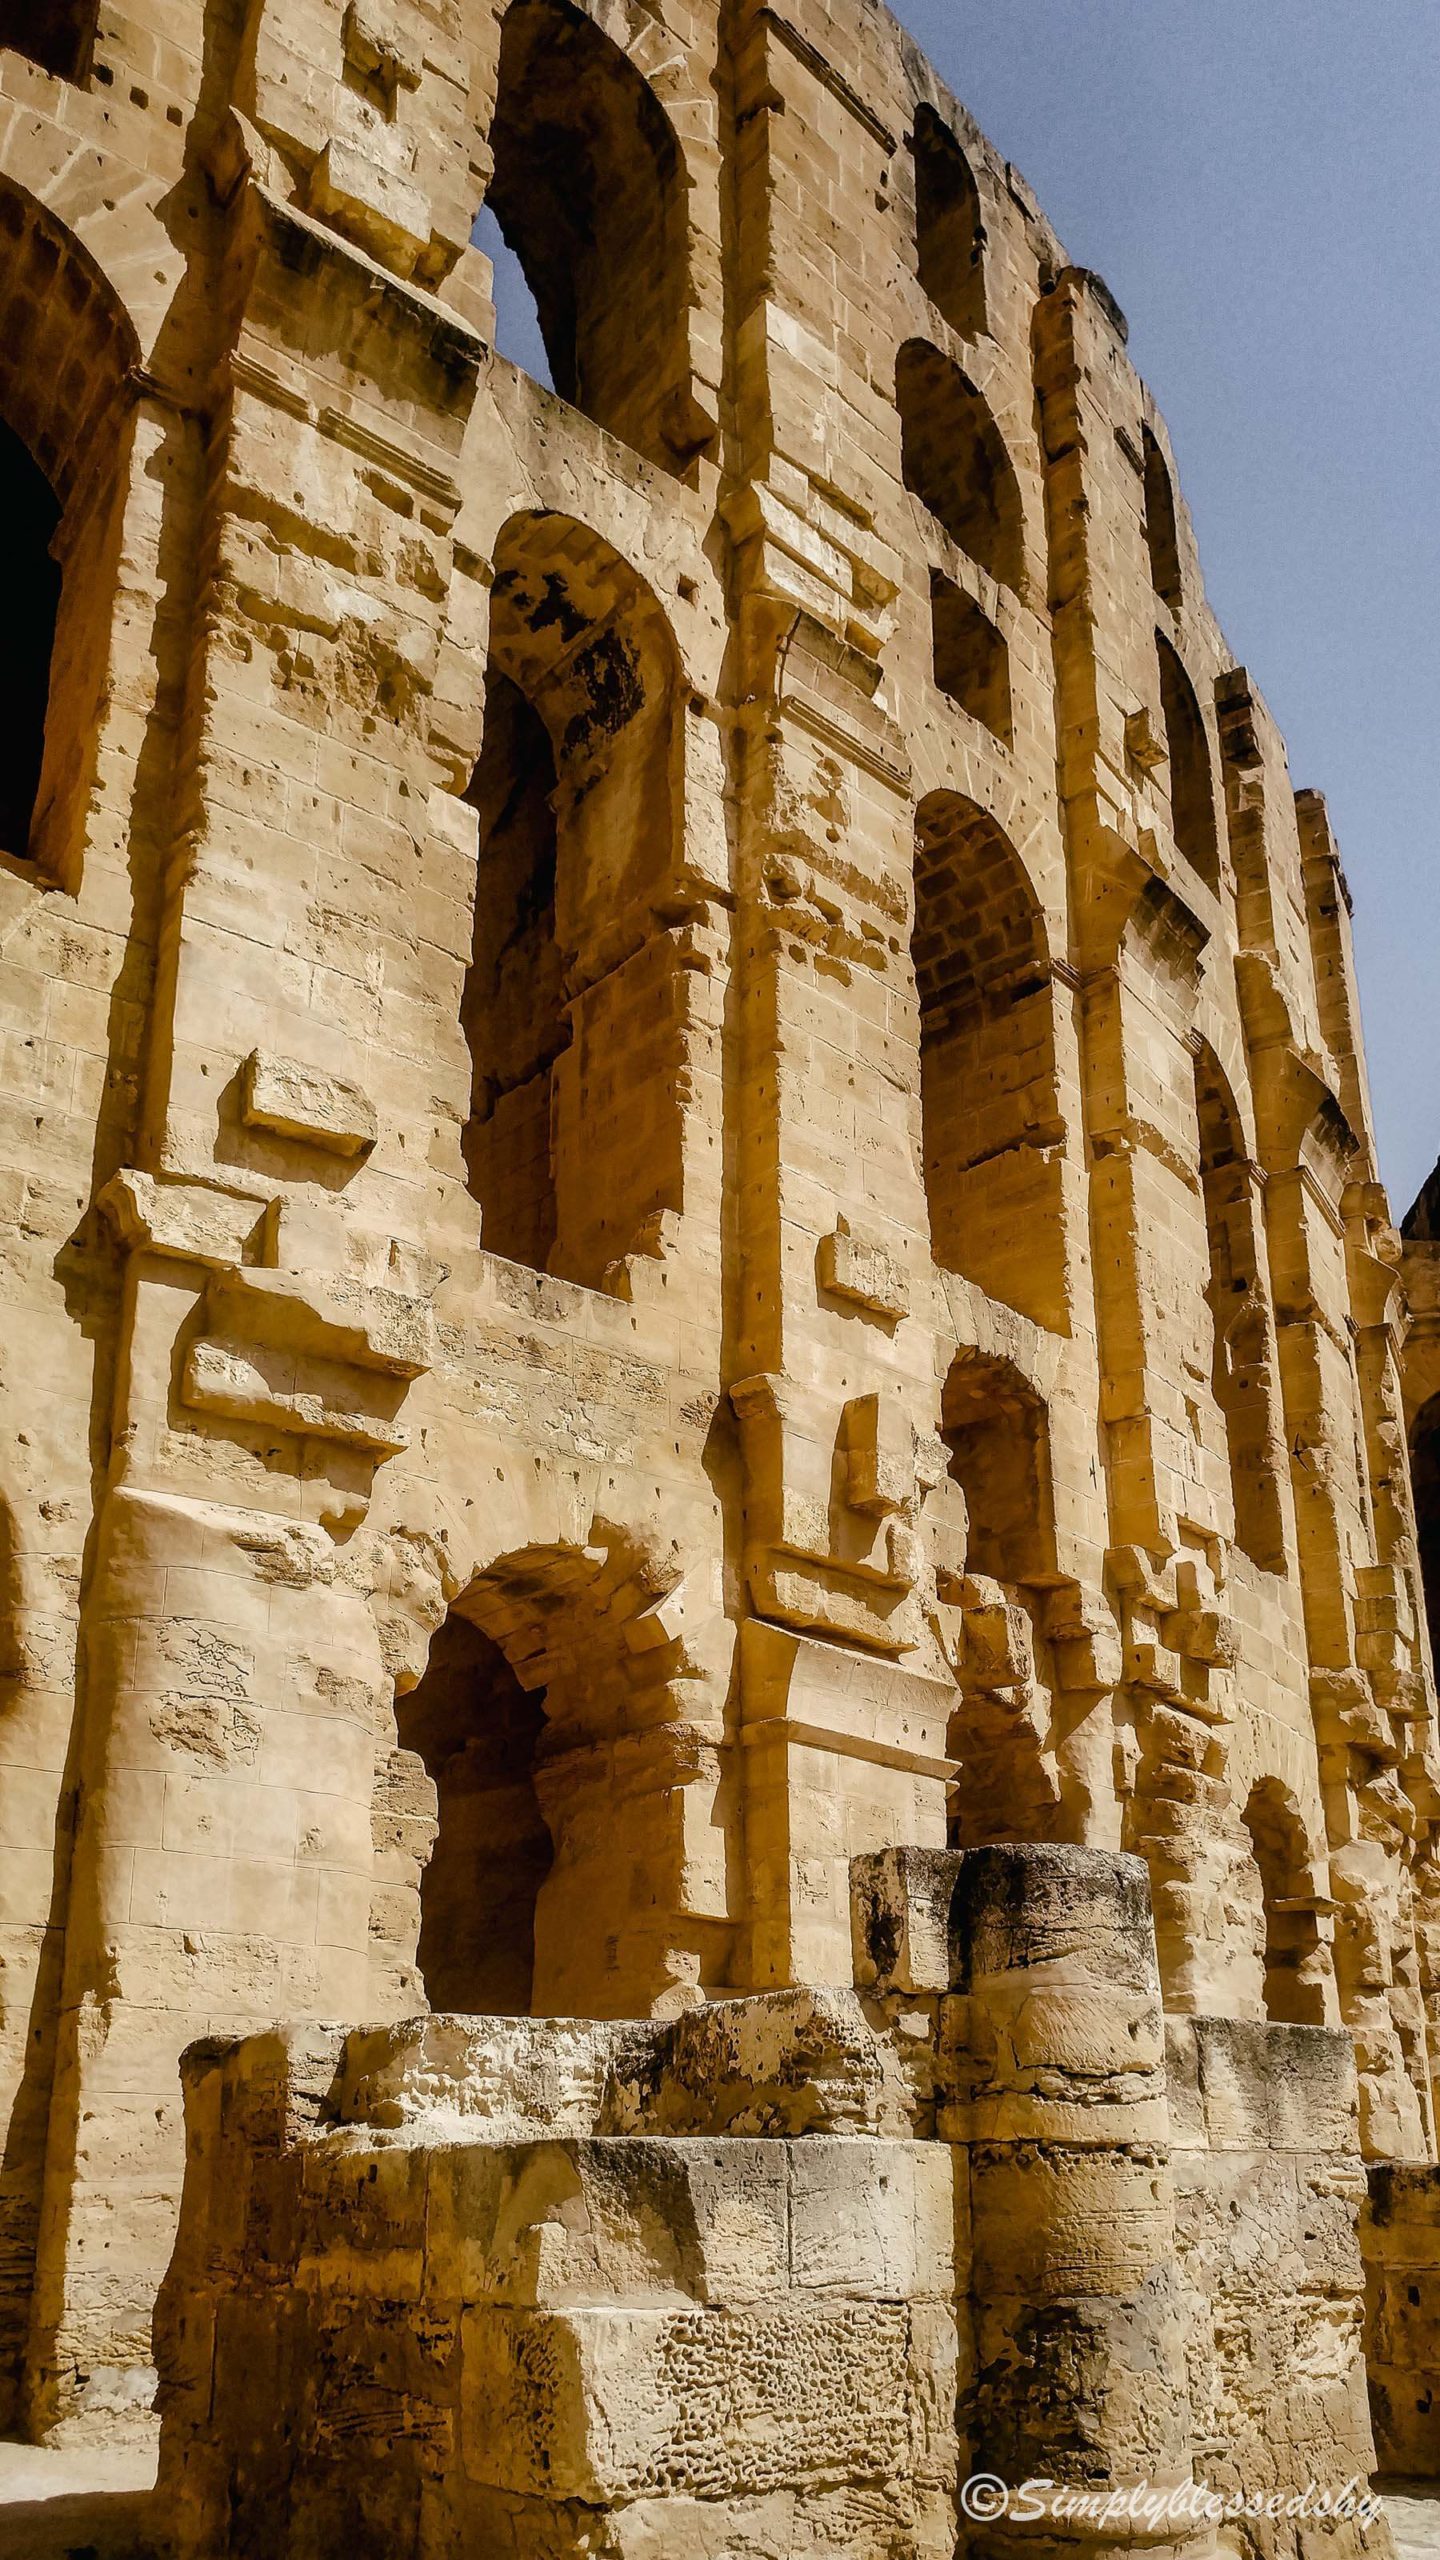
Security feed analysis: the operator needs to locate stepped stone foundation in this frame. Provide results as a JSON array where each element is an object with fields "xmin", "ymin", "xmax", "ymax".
[
  {"xmin": 0, "ymin": 0, "xmax": 1437, "ymax": 2530},
  {"xmin": 155, "ymin": 1847, "xmax": 1385, "ymax": 2558}
]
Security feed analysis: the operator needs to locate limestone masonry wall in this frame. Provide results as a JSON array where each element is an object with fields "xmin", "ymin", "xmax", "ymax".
[{"xmin": 0, "ymin": 0, "xmax": 1436, "ymax": 2524}]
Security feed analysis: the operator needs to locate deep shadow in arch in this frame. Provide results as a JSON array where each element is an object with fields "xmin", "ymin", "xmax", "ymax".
[
  {"xmin": 0, "ymin": 419, "xmax": 60, "ymax": 861},
  {"xmin": 462, "ymin": 509, "xmax": 688, "ymax": 1291},
  {"xmin": 1409, "ymin": 1387, "xmax": 1440, "ymax": 1657},
  {"xmin": 0, "ymin": 177, "xmax": 138, "ymax": 891},
  {"xmin": 912, "ymin": 103, "xmax": 985, "ymax": 338},
  {"xmin": 1143, "ymin": 422, "xmax": 1183, "ymax": 610},
  {"xmin": 1157, "ymin": 631, "xmax": 1219, "ymax": 891},
  {"xmin": 942, "ymin": 1345, "xmax": 1056, "ymax": 1589},
  {"xmin": 929, "ymin": 568, "xmax": 1010, "ymax": 744},
  {"xmin": 941, "ymin": 1346, "xmax": 1062, "ymax": 1849},
  {"xmin": 485, "ymin": 0, "xmax": 700, "ymax": 470},
  {"xmin": 1194, "ymin": 1040, "xmax": 1288, "ymax": 1573},
  {"xmin": 397, "ymin": 1613, "xmax": 553, "ymax": 2014},
  {"xmin": 896, "ymin": 340, "xmax": 1023, "ymax": 592},
  {"xmin": 912, "ymin": 791, "xmax": 1066, "ymax": 1328},
  {"xmin": 0, "ymin": 0, "xmax": 97, "ymax": 80}
]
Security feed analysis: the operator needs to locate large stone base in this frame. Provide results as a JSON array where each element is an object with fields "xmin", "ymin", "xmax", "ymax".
[
  {"xmin": 1365, "ymin": 2165, "xmax": 1440, "ymax": 2478},
  {"xmin": 153, "ymin": 1849, "xmax": 1386, "ymax": 2558}
]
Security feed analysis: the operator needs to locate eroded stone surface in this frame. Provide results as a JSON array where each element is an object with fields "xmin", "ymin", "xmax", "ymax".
[{"xmin": 0, "ymin": 0, "xmax": 1435, "ymax": 2538}]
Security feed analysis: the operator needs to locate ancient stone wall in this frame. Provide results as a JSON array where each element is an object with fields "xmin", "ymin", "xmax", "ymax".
[
  {"xmin": 153, "ymin": 1849, "xmax": 1384, "ymax": 2557},
  {"xmin": 0, "ymin": 0, "xmax": 1436, "ymax": 2468}
]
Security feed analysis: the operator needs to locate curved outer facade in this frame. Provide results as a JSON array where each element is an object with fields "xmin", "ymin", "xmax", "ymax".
[{"xmin": 0, "ymin": 0, "xmax": 1436, "ymax": 2491}]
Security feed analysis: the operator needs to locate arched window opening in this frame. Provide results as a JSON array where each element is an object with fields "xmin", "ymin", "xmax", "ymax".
[
  {"xmin": 1409, "ymin": 1390, "xmax": 1440, "ymax": 1654},
  {"xmin": 1142, "ymin": 423, "xmax": 1183, "ymax": 610},
  {"xmin": 912, "ymin": 793, "xmax": 1066, "ymax": 1328},
  {"xmin": 462, "ymin": 512, "xmax": 686, "ymax": 1290},
  {"xmin": 396, "ymin": 1612, "xmax": 552, "ymax": 2015},
  {"xmin": 485, "ymin": 0, "xmax": 697, "ymax": 470},
  {"xmin": 0, "ymin": 418, "xmax": 60, "ymax": 861},
  {"xmin": 1194, "ymin": 1045, "xmax": 1287, "ymax": 1573},
  {"xmin": 930, "ymin": 570, "xmax": 1010, "ymax": 744},
  {"xmin": 0, "ymin": 184, "xmax": 137, "ymax": 890},
  {"xmin": 942, "ymin": 1348, "xmax": 1055, "ymax": 1587},
  {"xmin": 1242, "ymin": 1779, "xmax": 1328, "ymax": 2025},
  {"xmin": 1157, "ymin": 632, "xmax": 1219, "ymax": 891},
  {"xmin": 463, "ymin": 671, "xmax": 564, "ymax": 1272},
  {"xmin": 896, "ymin": 341, "xmax": 1023, "ymax": 593},
  {"xmin": 0, "ymin": 0, "xmax": 96, "ymax": 79},
  {"xmin": 912, "ymin": 104, "xmax": 985, "ymax": 337},
  {"xmin": 472, "ymin": 203, "xmax": 552, "ymax": 387}
]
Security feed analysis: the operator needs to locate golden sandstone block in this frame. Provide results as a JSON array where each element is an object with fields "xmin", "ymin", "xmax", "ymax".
[{"xmin": 0, "ymin": 0, "xmax": 1436, "ymax": 2545}]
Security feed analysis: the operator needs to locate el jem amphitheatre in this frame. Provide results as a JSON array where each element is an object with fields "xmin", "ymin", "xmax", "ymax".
[{"xmin": 0, "ymin": 0, "xmax": 1437, "ymax": 2551}]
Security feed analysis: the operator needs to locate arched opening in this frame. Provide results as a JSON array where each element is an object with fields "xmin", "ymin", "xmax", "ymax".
[
  {"xmin": 484, "ymin": 0, "xmax": 697, "ymax": 469},
  {"xmin": 462, "ymin": 512, "xmax": 687, "ymax": 1289},
  {"xmin": 929, "ymin": 569, "xmax": 1010, "ymax": 744},
  {"xmin": 463, "ymin": 670, "xmax": 564, "ymax": 1271},
  {"xmin": 1242, "ymin": 1778, "xmax": 1328, "ymax": 2025},
  {"xmin": 1409, "ymin": 1390, "xmax": 1440, "ymax": 1653},
  {"xmin": 1142, "ymin": 423, "xmax": 1183, "ymax": 610},
  {"xmin": 1157, "ymin": 632, "xmax": 1219, "ymax": 891},
  {"xmin": 912, "ymin": 792, "xmax": 1066, "ymax": 1328},
  {"xmin": 0, "ymin": 419, "xmax": 60, "ymax": 861},
  {"xmin": 0, "ymin": 183, "xmax": 136, "ymax": 889},
  {"xmin": 396, "ymin": 1612, "xmax": 552, "ymax": 2014},
  {"xmin": 389, "ymin": 1536, "xmax": 709, "ymax": 2021},
  {"xmin": 912, "ymin": 103, "xmax": 985, "ymax": 337},
  {"xmin": 896, "ymin": 341, "xmax": 1023, "ymax": 592},
  {"xmin": 1194, "ymin": 1043, "xmax": 1287, "ymax": 1572},
  {"xmin": 941, "ymin": 1347, "xmax": 1060, "ymax": 1847},
  {"xmin": 942, "ymin": 1347, "xmax": 1055, "ymax": 1588},
  {"xmin": 0, "ymin": 0, "xmax": 96, "ymax": 79}
]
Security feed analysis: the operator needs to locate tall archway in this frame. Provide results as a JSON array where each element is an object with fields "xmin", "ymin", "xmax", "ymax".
[
  {"xmin": 0, "ymin": 421, "xmax": 60, "ymax": 861},
  {"xmin": 396, "ymin": 1612, "xmax": 552, "ymax": 2014},
  {"xmin": 912, "ymin": 104, "xmax": 985, "ymax": 338},
  {"xmin": 1142, "ymin": 423, "xmax": 1183, "ymax": 610},
  {"xmin": 1194, "ymin": 1042, "xmax": 1287, "ymax": 1572},
  {"xmin": 0, "ymin": 180, "xmax": 137, "ymax": 886},
  {"xmin": 485, "ymin": 0, "xmax": 697, "ymax": 469},
  {"xmin": 896, "ymin": 341, "xmax": 1023, "ymax": 592},
  {"xmin": 1241, "ymin": 1778, "xmax": 1328, "ymax": 2025},
  {"xmin": 1157, "ymin": 632, "xmax": 1219, "ymax": 892},
  {"xmin": 912, "ymin": 793, "xmax": 1066, "ymax": 1327},
  {"xmin": 463, "ymin": 511, "xmax": 686, "ymax": 1289}
]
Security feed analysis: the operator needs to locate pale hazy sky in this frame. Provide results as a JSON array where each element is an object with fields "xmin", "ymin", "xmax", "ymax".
[{"xmin": 481, "ymin": 3, "xmax": 1440, "ymax": 1213}]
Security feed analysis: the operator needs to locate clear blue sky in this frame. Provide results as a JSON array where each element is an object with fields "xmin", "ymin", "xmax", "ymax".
[{"xmin": 481, "ymin": 3, "xmax": 1440, "ymax": 1214}]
